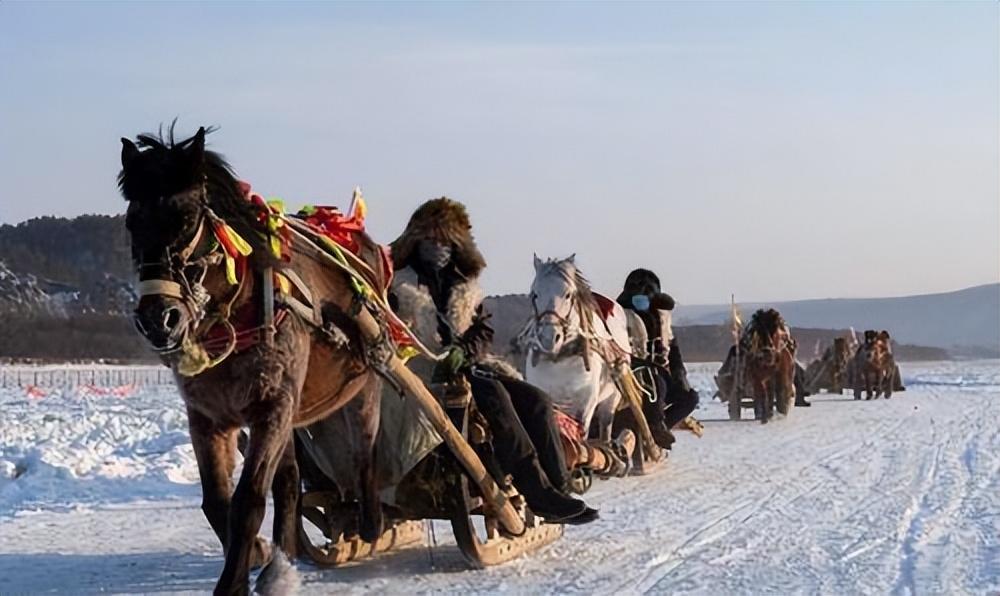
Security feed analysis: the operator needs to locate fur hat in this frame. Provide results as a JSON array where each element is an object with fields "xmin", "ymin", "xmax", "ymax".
[
  {"xmin": 390, "ymin": 197, "xmax": 486, "ymax": 277},
  {"xmin": 617, "ymin": 268, "xmax": 661, "ymax": 305}
]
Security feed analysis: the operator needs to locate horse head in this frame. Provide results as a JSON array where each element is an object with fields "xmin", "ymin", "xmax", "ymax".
[
  {"xmin": 529, "ymin": 254, "xmax": 582, "ymax": 354},
  {"xmin": 118, "ymin": 124, "xmax": 265, "ymax": 357},
  {"xmin": 743, "ymin": 308, "xmax": 788, "ymax": 370}
]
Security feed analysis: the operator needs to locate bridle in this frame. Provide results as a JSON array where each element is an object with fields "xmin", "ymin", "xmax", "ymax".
[
  {"xmin": 132, "ymin": 182, "xmax": 244, "ymax": 365},
  {"xmin": 524, "ymin": 281, "xmax": 618, "ymax": 373},
  {"xmin": 530, "ymin": 291, "xmax": 576, "ymax": 346}
]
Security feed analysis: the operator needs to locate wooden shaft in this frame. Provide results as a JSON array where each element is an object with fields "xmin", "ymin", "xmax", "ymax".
[{"xmin": 354, "ymin": 308, "xmax": 526, "ymax": 537}]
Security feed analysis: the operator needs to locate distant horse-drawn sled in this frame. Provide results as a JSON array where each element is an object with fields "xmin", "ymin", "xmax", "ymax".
[
  {"xmin": 119, "ymin": 125, "xmax": 703, "ymax": 594},
  {"xmin": 716, "ymin": 316, "xmax": 907, "ymax": 419},
  {"xmin": 714, "ymin": 309, "xmax": 799, "ymax": 423},
  {"xmin": 803, "ymin": 330, "xmax": 905, "ymax": 400}
]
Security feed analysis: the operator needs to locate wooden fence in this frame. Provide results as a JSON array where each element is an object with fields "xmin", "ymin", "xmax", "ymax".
[{"xmin": 0, "ymin": 366, "xmax": 175, "ymax": 389}]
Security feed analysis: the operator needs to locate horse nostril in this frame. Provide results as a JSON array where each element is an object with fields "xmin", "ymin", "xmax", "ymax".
[{"xmin": 163, "ymin": 306, "xmax": 182, "ymax": 331}]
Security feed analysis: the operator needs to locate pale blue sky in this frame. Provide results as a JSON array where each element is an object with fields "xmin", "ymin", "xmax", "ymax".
[{"xmin": 1, "ymin": 2, "xmax": 997, "ymax": 303}]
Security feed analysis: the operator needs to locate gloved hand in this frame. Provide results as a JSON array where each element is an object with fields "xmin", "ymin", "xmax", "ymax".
[
  {"xmin": 459, "ymin": 306, "xmax": 494, "ymax": 362},
  {"xmin": 432, "ymin": 345, "xmax": 467, "ymax": 384}
]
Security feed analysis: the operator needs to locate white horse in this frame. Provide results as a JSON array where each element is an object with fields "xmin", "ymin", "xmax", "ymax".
[{"xmin": 520, "ymin": 255, "xmax": 635, "ymax": 443}]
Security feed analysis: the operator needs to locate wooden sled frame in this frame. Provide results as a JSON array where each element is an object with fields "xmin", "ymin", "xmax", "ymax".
[{"xmin": 295, "ymin": 381, "xmax": 563, "ymax": 569}]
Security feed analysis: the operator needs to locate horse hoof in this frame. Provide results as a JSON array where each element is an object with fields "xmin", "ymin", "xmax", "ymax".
[
  {"xmin": 250, "ymin": 537, "xmax": 273, "ymax": 570},
  {"xmin": 254, "ymin": 550, "xmax": 300, "ymax": 596}
]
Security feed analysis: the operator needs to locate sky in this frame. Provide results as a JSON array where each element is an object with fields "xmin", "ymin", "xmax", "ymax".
[{"xmin": 1, "ymin": 2, "xmax": 997, "ymax": 304}]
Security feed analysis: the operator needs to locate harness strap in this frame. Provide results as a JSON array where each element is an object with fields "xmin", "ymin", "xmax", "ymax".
[
  {"xmin": 177, "ymin": 218, "xmax": 208, "ymax": 262},
  {"xmin": 274, "ymin": 268, "xmax": 321, "ymax": 327},
  {"xmin": 281, "ymin": 269, "xmax": 314, "ymax": 306},
  {"xmin": 261, "ymin": 266, "xmax": 275, "ymax": 346},
  {"xmin": 137, "ymin": 279, "xmax": 184, "ymax": 300},
  {"xmin": 282, "ymin": 295, "xmax": 319, "ymax": 326}
]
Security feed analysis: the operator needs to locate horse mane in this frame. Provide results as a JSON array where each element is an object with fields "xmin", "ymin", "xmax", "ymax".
[{"xmin": 119, "ymin": 122, "xmax": 274, "ymax": 261}]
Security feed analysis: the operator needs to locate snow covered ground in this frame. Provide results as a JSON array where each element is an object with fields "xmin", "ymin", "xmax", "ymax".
[{"xmin": 1, "ymin": 360, "xmax": 998, "ymax": 595}]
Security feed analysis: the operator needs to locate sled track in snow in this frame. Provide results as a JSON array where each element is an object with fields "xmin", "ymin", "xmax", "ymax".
[{"xmin": 0, "ymin": 361, "xmax": 998, "ymax": 594}]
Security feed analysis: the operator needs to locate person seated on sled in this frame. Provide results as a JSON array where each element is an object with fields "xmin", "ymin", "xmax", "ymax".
[
  {"xmin": 862, "ymin": 329, "xmax": 878, "ymax": 350},
  {"xmin": 616, "ymin": 268, "xmax": 700, "ymax": 450},
  {"xmin": 389, "ymin": 197, "xmax": 599, "ymax": 524}
]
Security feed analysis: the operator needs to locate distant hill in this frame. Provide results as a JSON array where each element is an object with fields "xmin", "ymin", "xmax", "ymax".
[
  {"xmin": 671, "ymin": 284, "xmax": 1000, "ymax": 356},
  {"xmin": 0, "ymin": 215, "xmax": 131, "ymax": 288},
  {"xmin": 0, "ymin": 215, "xmax": 147, "ymax": 363},
  {"xmin": 0, "ymin": 214, "xmax": 991, "ymax": 362}
]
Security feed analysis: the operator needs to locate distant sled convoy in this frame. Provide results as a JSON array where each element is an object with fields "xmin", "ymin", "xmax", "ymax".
[
  {"xmin": 117, "ymin": 126, "xmax": 901, "ymax": 592},
  {"xmin": 715, "ymin": 319, "xmax": 907, "ymax": 420}
]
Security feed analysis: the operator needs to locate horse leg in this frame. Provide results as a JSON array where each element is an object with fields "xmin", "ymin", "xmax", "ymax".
[
  {"xmin": 216, "ymin": 404, "xmax": 294, "ymax": 596},
  {"xmin": 579, "ymin": 375, "xmax": 603, "ymax": 438},
  {"xmin": 269, "ymin": 433, "xmax": 299, "ymax": 561},
  {"xmin": 594, "ymin": 383, "xmax": 619, "ymax": 444},
  {"xmin": 347, "ymin": 375, "xmax": 382, "ymax": 543},
  {"xmin": 188, "ymin": 409, "xmax": 240, "ymax": 553},
  {"xmin": 763, "ymin": 383, "xmax": 773, "ymax": 424},
  {"xmin": 753, "ymin": 382, "xmax": 766, "ymax": 423}
]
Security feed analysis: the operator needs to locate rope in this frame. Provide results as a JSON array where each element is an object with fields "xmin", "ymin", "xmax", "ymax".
[{"xmin": 281, "ymin": 219, "xmax": 447, "ymax": 361}]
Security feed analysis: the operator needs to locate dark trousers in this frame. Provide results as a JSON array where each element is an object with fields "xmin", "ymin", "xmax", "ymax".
[
  {"xmin": 498, "ymin": 377, "xmax": 570, "ymax": 491},
  {"xmin": 664, "ymin": 375, "xmax": 699, "ymax": 427},
  {"xmin": 466, "ymin": 374, "xmax": 568, "ymax": 491},
  {"xmin": 640, "ymin": 340, "xmax": 700, "ymax": 430}
]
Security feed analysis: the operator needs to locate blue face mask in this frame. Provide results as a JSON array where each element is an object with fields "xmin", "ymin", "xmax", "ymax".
[{"xmin": 631, "ymin": 294, "xmax": 651, "ymax": 311}]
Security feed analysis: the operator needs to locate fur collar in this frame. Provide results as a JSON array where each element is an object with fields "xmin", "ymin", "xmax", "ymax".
[
  {"xmin": 391, "ymin": 266, "xmax": 483, "ymax": 352},
  {"xmin": 391, "ymin": 266, "xmax": 522, "ymax": 380}
]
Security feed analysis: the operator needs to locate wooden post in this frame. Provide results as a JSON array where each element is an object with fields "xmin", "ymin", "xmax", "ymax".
[{"xmin": 353, "ymin": 307, "xmax": 526, "ymax": 537}]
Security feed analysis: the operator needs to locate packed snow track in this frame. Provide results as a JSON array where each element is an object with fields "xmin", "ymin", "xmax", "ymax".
[{"xmin": 1, "ymin": 361, "xmax": 997, "ymax": 594}]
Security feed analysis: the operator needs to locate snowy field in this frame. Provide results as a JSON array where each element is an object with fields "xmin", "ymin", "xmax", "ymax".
[{"xmin": 1, "ymin": 360, "xmax": 998, "ymax": 595}]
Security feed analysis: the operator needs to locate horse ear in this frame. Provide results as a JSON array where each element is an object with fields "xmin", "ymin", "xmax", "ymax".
[
  {"xmin": 533, "ymin": 253, "xmax": 542, "ymax": 272},
  {"xmin": 121, "ymin": 138, "xmax": 139, "ymax": 168},
  {"xmin": 567, "ymin": 253, "xmax": 576, "ymax": 264},
  {"xmin": 189, "ymin": 126, "xmax": 206, "ymax": 163}
]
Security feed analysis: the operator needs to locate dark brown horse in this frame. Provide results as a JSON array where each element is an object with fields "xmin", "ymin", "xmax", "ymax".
[
  {"xmin": 853, "ymin": 329, "xmax": 894, "ymax": 400},
  {"xmin": 119, "ymin": 126, "xmax": 385, "ymax": 594},
  {"xmin": 741, "ymin": 309, "xmax": 797, "ymax": 424}
]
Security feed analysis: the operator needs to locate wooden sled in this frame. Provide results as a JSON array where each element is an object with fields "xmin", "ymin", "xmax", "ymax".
[
  {"xmin": 296, "ymin": 385, "xmax": 563, "ymax": 570},
  {"xmin": 451, "ymin": 470, "xmax": 563, "ymax": 568},
  {"xmin": 297, "ymin": 492, "xmax": 425, "ymax": 566}
]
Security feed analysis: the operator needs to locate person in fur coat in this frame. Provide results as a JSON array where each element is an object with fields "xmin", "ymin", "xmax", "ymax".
[
  {"xmin": 617, "ymin": 268, "xmax": 700, "ymax": 450},
  {"xmin": 390, "ymin": 198, "xmax": 598, "ymax": 525}
]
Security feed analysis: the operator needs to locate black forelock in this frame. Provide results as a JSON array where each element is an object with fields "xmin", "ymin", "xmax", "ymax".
[
  {"xmin": 117, "ymin": 122, "xmax": 232, "ymax": 201},
  {"xmin": 117, "ymin": 122, "xmax": 274, "ymax": 263}
]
